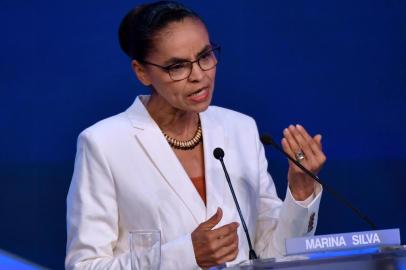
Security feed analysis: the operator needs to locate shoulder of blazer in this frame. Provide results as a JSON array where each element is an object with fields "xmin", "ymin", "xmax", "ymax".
[
  {"xmin": 204, "ymin": 105, "xmax": 257, "ymax": 131},
  {"xmin": 77, "ymin": 112, "xmax": 131, "ymax": 143}
]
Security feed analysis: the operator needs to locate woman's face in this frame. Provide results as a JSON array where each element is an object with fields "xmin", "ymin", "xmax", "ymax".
[{"xmin": 136, "ymin": 18, "xmax": 216, "ymax": 113}]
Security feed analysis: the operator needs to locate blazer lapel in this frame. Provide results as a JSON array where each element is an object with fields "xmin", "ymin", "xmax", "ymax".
[
  {"xmin": 126, "ymin": 96, "xmax": 206, "ymax": 225},
  {"xmin": 200, "ymin": 108, "xmax": 227, "ymax": 221}
]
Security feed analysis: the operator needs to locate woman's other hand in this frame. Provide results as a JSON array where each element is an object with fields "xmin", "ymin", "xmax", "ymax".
[{"xmin": 191, "ymin": 208, "xmax": 239, "ymax": 268}]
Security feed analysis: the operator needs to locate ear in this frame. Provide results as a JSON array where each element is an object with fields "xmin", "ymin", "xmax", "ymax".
[{"xmin": 131, "ymin": 60, "xmax": 152, "ymax": 86}]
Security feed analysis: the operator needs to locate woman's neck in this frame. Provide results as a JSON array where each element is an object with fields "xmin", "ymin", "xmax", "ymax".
[{"xmin": 146, "ymin": 93, "xmax": 199, "ymax": 139}]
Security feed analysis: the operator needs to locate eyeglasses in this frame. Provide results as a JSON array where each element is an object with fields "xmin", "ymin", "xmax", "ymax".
[{"xmin": 139, "ymin": 45, "xmax": 220, "ymax": 81}]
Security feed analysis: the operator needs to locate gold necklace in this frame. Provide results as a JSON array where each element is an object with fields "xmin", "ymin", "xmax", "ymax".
[{"xmin": 163, "ymin": 121, "xmax": 202, "ymax": 150}]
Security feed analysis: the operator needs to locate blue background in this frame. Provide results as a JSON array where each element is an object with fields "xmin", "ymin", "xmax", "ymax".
[{"xmin": 1, "ymin": 0, "xmax": 405, "ymax": 269}]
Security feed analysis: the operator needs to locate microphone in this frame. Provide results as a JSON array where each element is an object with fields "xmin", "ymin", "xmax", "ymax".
[
  {"xmin": 260, "ymin": 134, "xmax": 377, "ymax": 230},
  {"xmin": 213, "ymin": 147, "xmax": 258, "ymax": 260}
]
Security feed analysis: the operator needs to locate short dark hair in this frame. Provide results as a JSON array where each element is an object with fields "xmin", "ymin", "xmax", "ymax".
[{"xmin": 118, "ymin": 1, "xmax": 202, "ymax": 61}]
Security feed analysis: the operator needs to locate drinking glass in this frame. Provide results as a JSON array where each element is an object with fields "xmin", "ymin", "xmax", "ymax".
[{"xmin": 130, "ymin": 229, "xmax": 161, "ymax": 270}]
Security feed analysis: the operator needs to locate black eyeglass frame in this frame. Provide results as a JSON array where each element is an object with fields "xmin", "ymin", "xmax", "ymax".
[{"xmin": 138, "ymin": 44, "xmax": 221, "ymax": 81}]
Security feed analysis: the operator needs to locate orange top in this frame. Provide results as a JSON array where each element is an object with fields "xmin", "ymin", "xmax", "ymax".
[{"xmin": 190, "ymin": 176, "xmax": 206, "ymax": 205}]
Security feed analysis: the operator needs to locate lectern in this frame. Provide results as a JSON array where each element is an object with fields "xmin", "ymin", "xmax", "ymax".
[
  {"xmin": 227, "ymin": 229, "xmax": 405, "ymax": 270},
  {"xmin": 227, "ymin": 246, "xmax": 406, "ymax": 269}
]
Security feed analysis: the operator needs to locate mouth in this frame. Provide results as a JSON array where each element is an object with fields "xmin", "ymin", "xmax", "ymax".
[
  {"xmin": 187, "ymin": 87, "xmax": 210, "ymax": 102},
  {"xmin": 188, "ymin": 87, "xmax": 208, "ymax": 97}
]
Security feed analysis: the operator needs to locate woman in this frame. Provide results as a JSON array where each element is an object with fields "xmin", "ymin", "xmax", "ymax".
[{"xmin": 65, "ymin": 1, "xmax": 325, "ymax": 269}]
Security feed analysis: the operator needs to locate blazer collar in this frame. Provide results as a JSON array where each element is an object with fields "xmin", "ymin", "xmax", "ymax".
[
  {"xmin": 125, "ymin": 96, "xmax": 226, "ymax": 224},
  {"xmin": 125, "ymin": 95, "xmax": 154, "ymax": 130}
]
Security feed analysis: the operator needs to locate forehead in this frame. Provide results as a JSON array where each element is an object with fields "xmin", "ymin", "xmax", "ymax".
[{"xmin": 149, "ymin": 18, "xmax": 210, "ymax": 61}]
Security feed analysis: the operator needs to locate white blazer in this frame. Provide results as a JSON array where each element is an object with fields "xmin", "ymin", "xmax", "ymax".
[{"xmin": 66, "ymin": 95, "xmax": 322, "ymax": 270}]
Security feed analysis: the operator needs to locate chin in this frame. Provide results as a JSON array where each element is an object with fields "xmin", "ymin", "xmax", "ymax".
[
  {"xmin": 185, "ymin": 101, "xmax": 209, "ymax": 114},
  {"xmin": 196, "ymin": 95, "xmax": 213, "ymax": 113},
  {"xmin": 196, "ymin": 104, "xmax": 210, "ymax": 113}
]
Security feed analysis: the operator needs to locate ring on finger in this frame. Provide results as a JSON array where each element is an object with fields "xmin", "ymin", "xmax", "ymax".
[{"xmin": 295, "ymin": 151, "xmax": 305, "ymax": 163}]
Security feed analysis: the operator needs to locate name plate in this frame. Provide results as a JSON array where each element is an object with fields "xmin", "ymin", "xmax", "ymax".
[{"xmin": 286, "ymin": 228, "xmax": 400, "ymax": 255}]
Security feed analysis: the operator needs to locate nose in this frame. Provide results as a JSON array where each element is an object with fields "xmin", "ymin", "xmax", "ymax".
[{"xmin": 188, "ymin": 61, "xmax": 205, "ymax": 82}]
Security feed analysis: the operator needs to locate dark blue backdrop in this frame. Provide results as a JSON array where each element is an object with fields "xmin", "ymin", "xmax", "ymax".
[{"xmin": 1, "ymin": 0, "xmax": 405, "ymax": 269}]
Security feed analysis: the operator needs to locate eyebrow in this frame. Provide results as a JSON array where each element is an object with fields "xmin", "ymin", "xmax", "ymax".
[{"xmin": 162, "ymin": 44, "xmax": 212, "ymax": 66}]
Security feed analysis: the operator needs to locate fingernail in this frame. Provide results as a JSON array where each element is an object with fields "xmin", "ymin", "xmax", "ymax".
[{"xmin": 296, "ymin": 124, "xmax": 303, "ymax": 129}]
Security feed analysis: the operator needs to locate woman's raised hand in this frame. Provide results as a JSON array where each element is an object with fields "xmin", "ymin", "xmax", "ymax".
[{"xmin": 281, "ymin": 124, "xmax": 326, "ymax": 201}]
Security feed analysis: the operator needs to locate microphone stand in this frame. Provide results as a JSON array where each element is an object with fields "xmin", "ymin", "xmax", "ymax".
[{"xmin": 214, "ymin": 148, "xmax": 258, "ymax": 260}]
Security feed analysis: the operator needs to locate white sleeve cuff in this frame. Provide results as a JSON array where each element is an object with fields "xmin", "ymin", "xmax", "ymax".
[{"xmin": 288, "ymin": 182, "xmax": 322, "ymax": 208}]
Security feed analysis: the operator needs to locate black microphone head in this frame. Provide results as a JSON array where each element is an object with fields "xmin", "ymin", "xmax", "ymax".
[
  {"xmin": 260, "ymin": 134, "xmax": 276, "ymax": 146},
  {"xmin": 213, "ymin": 147, "xmax": 225, "ymax": 160}
]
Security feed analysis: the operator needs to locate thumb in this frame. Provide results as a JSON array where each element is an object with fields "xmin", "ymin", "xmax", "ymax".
[{"xmin": 199, "ymin": 207, "xmax": 223, "ymax": 230}]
